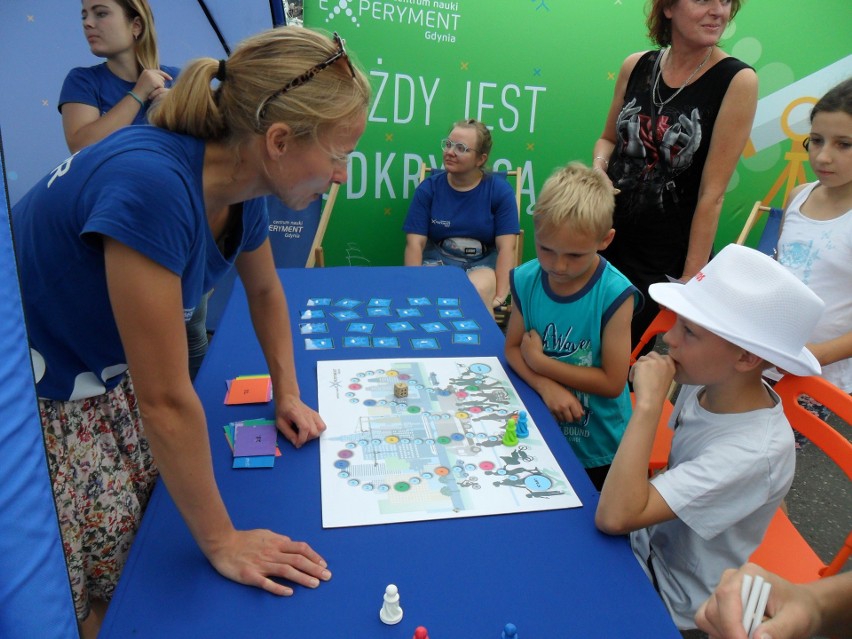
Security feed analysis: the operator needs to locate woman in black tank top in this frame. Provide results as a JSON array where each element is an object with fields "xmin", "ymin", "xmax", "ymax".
[{"xmin": 592, "ymin": 0, "xmax": 758, "ymax": 350}]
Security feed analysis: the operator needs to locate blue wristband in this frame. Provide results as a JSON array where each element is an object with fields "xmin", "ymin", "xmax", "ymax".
[{"xmin": 127, "ymin": 90, "xmax": 145, "ymax": 107}]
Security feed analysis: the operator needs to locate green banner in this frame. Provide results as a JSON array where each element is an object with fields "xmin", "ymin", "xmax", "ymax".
[{"xmin": 306, "ymin": 0, "xmax": 851, "ymax": 266}]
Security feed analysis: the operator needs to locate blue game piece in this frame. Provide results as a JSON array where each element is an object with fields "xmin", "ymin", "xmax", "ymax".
[
  {"xmin": 516, "ymin": 412, "xmax": 529, "ymax": 438},
  {"xmin": 502, "ymin": 622, "xmax": 518, "ymax": 638}
]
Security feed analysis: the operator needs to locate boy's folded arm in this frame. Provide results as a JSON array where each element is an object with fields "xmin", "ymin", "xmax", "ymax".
[
  {"xmin": 508, "ymin": 344, "xmax": 582, "ymax": 417},
  {"xmin": 504, "ymin": 310, "xmax": 540, "ymax": 388},
  {"xmin": 505, "ymin": 307, "xmax": 561, "ymax": 395},
  {"xmin": 524, "ymin": 298, "xmax": 634, "ymax": 398},
  {"xmin": 530, "ymin": 357, "xmax": 624, "ymax": 397},
  {"xmin": 595, "ymin": 371, "xmax": 677, "ymax": 534},
  {"xmin": 506, "ymin": 317, "xmax": 585, "ymax": 422},
  {"xmin": 536, "ymin": 379, "xmax": 585, "ymax": 423}
]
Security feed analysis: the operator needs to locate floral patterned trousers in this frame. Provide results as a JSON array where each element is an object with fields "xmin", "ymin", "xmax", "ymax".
[{"xmin": 39, "ymin": 374, "xmax": 158, "ymax": 621}]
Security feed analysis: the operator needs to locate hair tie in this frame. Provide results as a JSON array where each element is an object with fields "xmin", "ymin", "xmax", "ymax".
[{"xmin": 215, "ymin": 59, "xmax": 227, "ymax": 82}]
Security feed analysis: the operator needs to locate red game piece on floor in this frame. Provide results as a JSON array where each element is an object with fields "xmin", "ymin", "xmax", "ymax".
[{"xmin": 413, "ymin": 626, "xmax": 429, "ymax": 639}]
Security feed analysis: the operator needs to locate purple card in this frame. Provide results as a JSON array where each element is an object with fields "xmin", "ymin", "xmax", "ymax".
[{"xmin": 233, "ymin": 422, "xmax": 278, "ymax": 457}]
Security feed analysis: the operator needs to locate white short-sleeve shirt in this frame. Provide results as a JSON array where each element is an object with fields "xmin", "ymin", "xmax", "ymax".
[{"xmin": 630, "ymin": 384, "xmax": 795, "ymax": 629}]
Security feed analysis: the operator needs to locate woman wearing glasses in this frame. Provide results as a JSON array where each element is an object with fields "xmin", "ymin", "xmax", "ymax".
[
  {"xmin": 12, "ymin": 27, "xmax": 368, "ymax": 638},
  {"xmin": 592, "ymin": 0, "xmax": 757, "ymax": 351},
  {"xmin": 403, "ymin": 119, "xmax": 520, "ymax": 316}
]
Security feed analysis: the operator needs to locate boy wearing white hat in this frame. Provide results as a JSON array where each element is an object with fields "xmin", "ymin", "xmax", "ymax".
[{"xmin": 595, "ymin": 243, "xmax": 825, "ymax": 630}]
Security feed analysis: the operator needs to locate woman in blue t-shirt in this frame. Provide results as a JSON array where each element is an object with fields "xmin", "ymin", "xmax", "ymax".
[
  {"xmin": 59, "ymin": 0, "xmax": 179, "ymax": 153},
  {"xmin": 14, "ymin": 27, "xmax": 370, "ymax": 638},
  {"xmin": 59, "ymin": 0, "xmax": 214, "ymax": 379},
  {"xmin": 404, "ymin": 119, "xmax": 520, "ymax": 316}
]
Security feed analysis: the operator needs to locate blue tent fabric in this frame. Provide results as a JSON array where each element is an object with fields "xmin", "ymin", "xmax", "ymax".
[
  {"xmin": 0, "ymin": 144, "xmax": 77, "ymax": 639},
  {"xmin": 0, "ymin": 2, "xmax": 288, "ymax": 635}
]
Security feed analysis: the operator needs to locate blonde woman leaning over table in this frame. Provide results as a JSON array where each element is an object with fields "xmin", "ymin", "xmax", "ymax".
[{"xmin": 14, "ymin": 27, "xmax": 370, "ymax": 639}]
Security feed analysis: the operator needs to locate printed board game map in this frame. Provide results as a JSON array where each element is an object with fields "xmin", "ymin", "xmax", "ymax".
[{"xmin": 318, "ymin": 357, "xmax": 581, "ymax": 528}]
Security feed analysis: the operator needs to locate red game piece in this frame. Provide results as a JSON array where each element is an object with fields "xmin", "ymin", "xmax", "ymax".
[{"xmin": 413, "ymin": 626, "xmax": 430, "ymax": 639}]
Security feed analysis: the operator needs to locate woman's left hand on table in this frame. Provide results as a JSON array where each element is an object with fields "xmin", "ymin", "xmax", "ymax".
[{"xmin": 275, "ymin": 393, "xmax": 327, "ymax": 448}]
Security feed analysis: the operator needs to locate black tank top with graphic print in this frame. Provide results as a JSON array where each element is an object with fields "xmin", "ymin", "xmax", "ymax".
[{"xmin": 606, "ymin": 50, "xmax": 751, "ymax": 265}]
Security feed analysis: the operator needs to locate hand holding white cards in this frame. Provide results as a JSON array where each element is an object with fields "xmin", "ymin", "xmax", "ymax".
[
  {"xmin": 740, "ymin": 574, "xmax": 771, "ymax": 638},
  {"xmin": 696, "ymin": 562, "xmax": 852, "ymax": 639}
]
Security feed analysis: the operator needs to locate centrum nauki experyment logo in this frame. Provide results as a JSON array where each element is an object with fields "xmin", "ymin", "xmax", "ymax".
[{"xmin": 322, "ymin": 0, "xmax": 361, "ymax": 27}]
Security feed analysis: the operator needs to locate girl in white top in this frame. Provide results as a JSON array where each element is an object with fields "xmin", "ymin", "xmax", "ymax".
[{"xmin": 778, "ymin": 77, "xmax": 852, "ymax": 393}]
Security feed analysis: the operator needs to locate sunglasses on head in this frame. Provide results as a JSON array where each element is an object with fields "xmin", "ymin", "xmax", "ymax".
[{"xmin": 258, "ymin": 32, "xmax": 355, "ymax": 120}]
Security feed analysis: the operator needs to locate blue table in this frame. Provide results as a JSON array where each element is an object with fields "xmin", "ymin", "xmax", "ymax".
[{"xmin": 100, "ymin": 266, "xmax": 678, "ymax": 638}]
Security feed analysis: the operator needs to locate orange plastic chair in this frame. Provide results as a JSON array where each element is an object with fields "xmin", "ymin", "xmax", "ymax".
[
  {"xmin": 629, "ymin": 308, "xmax": 677, "ymax": 474},
  {"xmin": 749, "ymin": 374, "xmax": 852, "ymax": 582},
  {"xmin": 630, "ymin": 308, "xmax": 676, "ymax": 366}
]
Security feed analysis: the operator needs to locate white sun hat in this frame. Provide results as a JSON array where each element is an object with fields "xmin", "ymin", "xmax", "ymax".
[{"xmin": 648, "ymin": 244, "xmax": 824, "ymax": 376}]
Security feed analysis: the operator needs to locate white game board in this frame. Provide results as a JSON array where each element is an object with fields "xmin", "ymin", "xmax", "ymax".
[{"xmin": 318, "ymin": 357, "xmax": 582, "ymax": 528}]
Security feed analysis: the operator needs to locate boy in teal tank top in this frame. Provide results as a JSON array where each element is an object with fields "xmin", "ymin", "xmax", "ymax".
[{"xmin": 505, "ymin": 163, "xmax": 640, "ymax": 490}]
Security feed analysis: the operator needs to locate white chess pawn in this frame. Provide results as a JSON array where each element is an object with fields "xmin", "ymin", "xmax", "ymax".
[{"xmin": 379, "ymin": 583, "xmax": 403, "ymax": 625}]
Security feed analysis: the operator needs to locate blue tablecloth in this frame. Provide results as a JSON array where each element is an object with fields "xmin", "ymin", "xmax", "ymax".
[{"xmin": 100, "ymin": 265, "xmax": 678, "ymax": 638}]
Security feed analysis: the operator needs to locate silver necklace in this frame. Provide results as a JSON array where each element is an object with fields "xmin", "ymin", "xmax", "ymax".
[{"xmin": 652, "ymin": 46, "xmax": 713, "ymax": 113}]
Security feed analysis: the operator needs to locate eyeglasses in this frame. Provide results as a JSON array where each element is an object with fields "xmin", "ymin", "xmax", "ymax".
[
  {"xmin": 802, "ymin": 137, "xmax": 810, "ymax": 150},
  {"xmin": 258, "ymin": 32, "xmax": 355, "ymax": 119},
  {"xmin": 441, "ymin": 138, "xmax": 478, "ymax": 155}
]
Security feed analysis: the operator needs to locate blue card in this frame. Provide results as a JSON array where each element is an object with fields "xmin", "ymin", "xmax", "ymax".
[
  {"xmin": 420, "ymin": 322, "xmax": 449, "ymax": 333},
  {"xmin": 411, "ymin": 337, "xmax": 439, "ymax": 350},
  {"xmin": 331, "ymin": 310, "xmax": 360, "ymax": 321},
  {"xmin": 343, "ymin": 336, "xmax": 371, "ymax": 348},
  {"xmin": 300, "ymin": 309, "xmax": 325, "ymax": 320},
  {"xmin": 306, "ymin": 297, "xmax": 331, "ymax": 307},
  {"xmin": 368, "ymin": 298, "xmax": 392, "ymax": 307},
  {"xmin": 347, "ymin": 322, "xmax": 374, "ymax": 333},
  {"xmin": 233, "ymin": 455, "xmax": 275, "ymax": 469},
  {"xmin": 396, "ymin": 308, "xmax": 422, "ymax": 318},
  {"xmin": 452, "ymin": 333, "xmax": 481, "ymax": 345},
  {"xmin": 305, "ymin": 338, "xmax": 334, "ymax": 350},
  {"xmin": 439, "ymin": 308, "xmax": 463, "ymax": 318},
  {"xmin": 438, "ymin": 297, "xmax": 460, "ymax": 306},
  {"xmin": 452, "ymin": 320, "xmax": 480, "ymax": 331},
  {"xmin": 367, "ymin": 307, "xmax": 392, "ymax": 317},
  {"xmin": 373, "ymin": 337, "xmax": 400, "ymax": 348},
  {"xmin": 299, "ymin": 322, "xmax": 329, "ymax": 334},
  {"xmin": 335, "ymin": 298, "xmax": 362, "ymax": 309},
  {"xmin": 407, "ymin": 297, "xmax": 431, "ymax": 306},
  {"xmin": 387, "ymin": 321, "xmax": 415, "ymax": 332}
]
